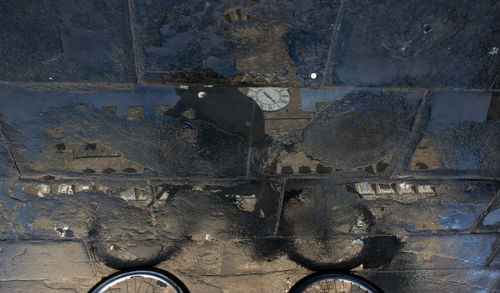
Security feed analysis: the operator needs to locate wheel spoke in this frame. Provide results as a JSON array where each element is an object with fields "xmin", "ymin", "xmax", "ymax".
[
  {"xmin": 137, "ymin": 276, "xmax": 143, "ymax": 293},
  {"xmin": 298, "ymin": 275, "xmax": 377, "ymax": 293}
]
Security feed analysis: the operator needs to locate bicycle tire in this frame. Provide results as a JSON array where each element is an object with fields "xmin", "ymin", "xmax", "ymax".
[
  {"xmin": 89, "ymin": 268, "xmax": 189, "ymax": 293},
  {"xmin": 290, "ymin": 272, "xmax": 382, "ymax": 293}
]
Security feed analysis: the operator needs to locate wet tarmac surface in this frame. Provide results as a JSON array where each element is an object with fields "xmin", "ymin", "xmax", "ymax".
[
  {"xmin": 1, "ymin": 0, "xmax": 500, "ymax": 292},
  {"xmin": 0, "ymin": 83, "xmax": 499, "ymax": 292}
]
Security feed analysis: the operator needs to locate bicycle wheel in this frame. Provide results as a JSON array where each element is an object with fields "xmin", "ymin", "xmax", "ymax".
[
  {"xmin": 290, "ymin": 272, "xmax": 381, "ymax": 293},
  {"xmin": 89, "ymin": 268, "xmax": 189, "ymax": 293}
]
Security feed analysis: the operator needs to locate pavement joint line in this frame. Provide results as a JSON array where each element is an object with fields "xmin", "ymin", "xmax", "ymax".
[
  {"xmin": 83, "ymin": 240, "xmax": 99, "ymax": 278},
  {"xmin": 469, "ymin": 190, "xmax": 500, "ymax": 232},
  {"xmin": 485, "ymin": 235, "xmax": 500, "ymax": 267},
  {"xmin": 0, "ymin": 121, "xmax": 22, "ymax": 178},
  {"xmin": 0, "ymin": 269, "xmax": 497, "ymax": 281},
  {"xmin": 1, "ymin": 231, "xmax": 499, "ymax": 243},
  {"xmin": 14, "ymin": 174, "xmax": 500, "ymax": 182},
  {"xmin": 354, "ymin": 268, "xmax": 500, "ymax": 273},
  {"xmin": 488, "ymin": 67, "xmax": 500, "ymax": 90},
  {"xmin": 194, "ymin": 268, "xmax": 500, "ymax": 277},
  {"xmin": 0, "ymin": 80, "xmax": 498, "ymax": 93},
  {"xmin": 0, "ymin": 81, "xmax": 136, "ymax": 91},
  {"xmin": 198, "ymin": 269, "xmax": 301, "ymax": 277},
  {"xmin": 273, "ymin": 179, "xmax": 286, "ymax": 236},
  {"xmin": 490, "ymin": 277, "xmax": 500, "ymax": 293},
  {"xmin": 321, "ymin": 0, "xmax": 346, "ymax": 87},
  {"xmin": 126, "ymin": 0, "xmax": 140, "ymax": 85},
  {"xmin": 391, "ymin": 90, "xmax": 432, "ymax": 176}
]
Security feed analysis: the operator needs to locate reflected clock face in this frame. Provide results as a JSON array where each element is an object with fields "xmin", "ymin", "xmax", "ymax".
[{"xmin": 247, "ymin": 88, "xmax": 290, "ymax": 112}]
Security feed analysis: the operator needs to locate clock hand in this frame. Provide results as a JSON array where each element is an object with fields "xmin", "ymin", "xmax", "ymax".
[{"xmin": 263, "ymin": 92, "xmax": 277, "ymax": 103}]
